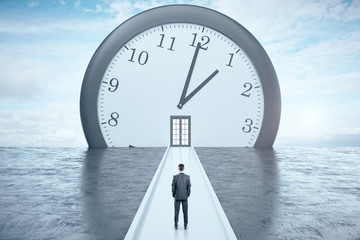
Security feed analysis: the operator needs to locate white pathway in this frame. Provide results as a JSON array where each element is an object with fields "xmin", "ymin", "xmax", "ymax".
[{"xmin": 125, "ymin": 147, "xmax": 237, "ymax": 240}]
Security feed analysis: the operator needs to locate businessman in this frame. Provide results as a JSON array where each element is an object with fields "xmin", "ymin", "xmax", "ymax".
[{"xmin": 172, "ymin": 163, "xmax": 191, "ymax": 230}]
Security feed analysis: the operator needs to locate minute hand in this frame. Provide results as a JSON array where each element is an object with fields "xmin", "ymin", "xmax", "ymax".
[
  {"xmin": 177, "ymin": 42, "xmax": 202, "ymax": 109},
  {"xmin": 181, "ymin": 69, "xmax": 219, "ymax": 107}
]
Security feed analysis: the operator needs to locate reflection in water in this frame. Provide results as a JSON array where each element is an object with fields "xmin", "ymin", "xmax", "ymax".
[
  {"xmin": 81, "ymin": 148, "xmax": 166, "ymax": 240},
  {"xmin": 195, "ymin": 147, "xmax": 279, "ymax": 240}
]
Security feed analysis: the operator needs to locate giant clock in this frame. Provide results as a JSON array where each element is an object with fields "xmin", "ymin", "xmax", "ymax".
[{"xmin": 80, "ymin": 5, "xmax": 281, "ymax": 147}]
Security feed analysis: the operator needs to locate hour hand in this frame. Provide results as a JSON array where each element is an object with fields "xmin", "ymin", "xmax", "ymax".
[{"xmin": 181, "ymin": 69, "xmax": 219, "ymax": 107}]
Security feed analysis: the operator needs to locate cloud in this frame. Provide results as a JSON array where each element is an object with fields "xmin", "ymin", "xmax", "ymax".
[
  {"xmin": 1, "ymin": 0, "xmax": 359, "ymax": 146},
  {"xmin": 277, "ymin": 99, "xmax": 360, "ymax": 145},
  {"xmin": 28, "ymin": 1, "xmax": 38, "ymax": 8},
  {"xmin": 0, "ymin": 101, "xmax": 86, "ymax": 147},
  {"xmin": 0, "ymin": 54, "xmax": 53, "ymax": 100}
]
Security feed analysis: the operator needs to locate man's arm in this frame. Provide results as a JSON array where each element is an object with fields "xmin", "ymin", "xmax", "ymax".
[
  {"xmin": 172, "ymin": 176, "xmax": 176, "ymax": 197},
  {"xmin": 187, "ymin": 176, "xmax": 191, "ymax": 197}
]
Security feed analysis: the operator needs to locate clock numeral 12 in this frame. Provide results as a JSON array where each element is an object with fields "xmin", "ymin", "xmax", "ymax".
[
  {"xmin": 189, "ymin": 33, "xmax": 210, "ymax": 50},
  {"xmin": 157, "ymin": 34, "xmax": 175, "ymax": 51},
  {"xmin": 108, "ymin": 112, "xmax": 119, "ymax": 127},
  {"xmin": 128, "ymin": 48, "xmax": 149, "ymax": 65},
  {"xmin": 242, "ymin": 118, "xmax": 253, "ymax": 133}
]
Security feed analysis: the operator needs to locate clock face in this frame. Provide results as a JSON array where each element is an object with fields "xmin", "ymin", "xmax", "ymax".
[
  {"xmin": 97, "ymin": 23, "xmax": 263, "ymax": 147},
  {"xmin": 80, "ymin": 5, "xmax": 281, "ymax": 147}
]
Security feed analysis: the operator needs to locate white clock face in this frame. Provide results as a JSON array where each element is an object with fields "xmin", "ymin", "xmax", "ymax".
[{"xmin": 97, "ymin": 23, "xmax": 264, "ymax": 147}]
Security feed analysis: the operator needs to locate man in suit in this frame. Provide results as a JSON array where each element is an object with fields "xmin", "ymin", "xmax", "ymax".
[{"xmin": 172, "ymin": 163, "xmax": 191, "ymax": 230}]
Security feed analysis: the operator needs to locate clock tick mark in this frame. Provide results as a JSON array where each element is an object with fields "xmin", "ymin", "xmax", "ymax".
[
  {"xmin": 102, "ymin": 81, "xmax": 108, "ymax": 84},
  {"xmin": 101, "ymin": 122, "xmax": 107, "ymax": 125},
  {"xmin": 161, "ymin": 25, "xmax": 164, "ymax": 31},
  {"xmin": 236, "ymin": 49, "xmax": 240, "ymax": 54},
  {"xmin": 202, "ymin": 27, "xmax": 205, "ymax": 32},
  {"xmin": 253, "ymin": 127, "xmax": 259, "ymax": 129}
]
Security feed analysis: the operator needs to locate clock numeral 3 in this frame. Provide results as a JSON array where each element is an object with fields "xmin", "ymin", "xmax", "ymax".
[
  {"xmin": 108, "ymin": 78, "xmax": 119, "ymax": 92},
  {"xmin": 108, "ymin": 112, "xmax": 119, "ymax": 127},
  {"xmin": 242, "ymin": 118, "xmax": 253, "ymax": 133},
  {"xmin": 128, "ymin": 48, "xmax": 149, "ymax": 65},
  {"xmin": 189, "ymin": 33, "xmax": 210, "ymax": 50},
  {"xmin": 157, "ymin": 34, "xmax": 176, "ymax": 51},
  {"xmin": 241, "ymin": 82, "xmax": 252, "ymax": 97}
]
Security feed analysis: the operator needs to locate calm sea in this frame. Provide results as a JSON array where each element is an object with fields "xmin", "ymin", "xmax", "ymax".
[{"xmin": 0, "ymin": 147, "xmax": 359, "ymax": 240}]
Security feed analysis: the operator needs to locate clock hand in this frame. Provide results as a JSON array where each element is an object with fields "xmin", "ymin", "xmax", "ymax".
[
  {"xmin": 177, "ymin": 42, "xmax": 202, "ymax": 109},
  {"xmin": 181, "ymin": 69, "xmax": 219, "ymax": 107}
]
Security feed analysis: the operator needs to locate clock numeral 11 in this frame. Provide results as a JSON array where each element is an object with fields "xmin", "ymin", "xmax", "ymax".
[
  {"xmin": 128, "ymin": 48, "xmax": 149, "ymax": 65},
  {"xmin": 157, "ymin": 34, "xmax": 175, "ymax": 51}
]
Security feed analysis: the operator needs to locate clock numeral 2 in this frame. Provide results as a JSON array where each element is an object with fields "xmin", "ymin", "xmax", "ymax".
[
  {"xmin": 241, "ymin": 82, "xmax": 252, "ymax": 97},
  {"xmin": 108, "ymin": 112, "xmax": 119, "ymax": 127},
  {"xmin": 157, "ymin": 34, "xmax": 175, "ymax": 51},
  {"xmin": 242, "ymin": 118, "xmax": 253, "ymax": 133},
  {"xmin": 128, "ymin": 48, "xmax": 149, "ymax": 65},
  {"xmin": 189, "ymin": 33, "xmax": 210, "ymax": 50}
]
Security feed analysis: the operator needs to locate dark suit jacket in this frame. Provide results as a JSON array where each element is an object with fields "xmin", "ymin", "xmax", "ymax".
[{"xmin": 172, "ymin": 173, "xmax": 191, "ymax": 200}]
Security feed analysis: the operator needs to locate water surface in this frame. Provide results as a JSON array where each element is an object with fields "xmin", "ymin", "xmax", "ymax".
[{"xmin": 0, "ymin": 147, "xmax": 359, "ymax": 240}]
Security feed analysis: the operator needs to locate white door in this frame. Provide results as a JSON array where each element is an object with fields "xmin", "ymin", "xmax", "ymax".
[{"xmin": 170, "ymin": 116, "xmax": 191, "ymax": 147}]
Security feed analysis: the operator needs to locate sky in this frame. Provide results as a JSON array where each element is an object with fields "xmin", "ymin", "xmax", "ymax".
[{"xmin": 0, "ymin": 0, "xmax": 359, "ymax": 147}]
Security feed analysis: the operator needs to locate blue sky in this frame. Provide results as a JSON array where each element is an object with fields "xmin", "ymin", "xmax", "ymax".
[{"xmin": 0, "ymin": 0, "xmax": 359, "ymax": 147}]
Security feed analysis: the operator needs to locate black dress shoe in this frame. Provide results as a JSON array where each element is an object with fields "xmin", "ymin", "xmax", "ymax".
[
  {"xmin": 175, "ymin": 225, "xmax": 178, "ymax": 230},
  {"xmin": 184, "ymin": 225, "xmax": 187, "ymax": 230}
]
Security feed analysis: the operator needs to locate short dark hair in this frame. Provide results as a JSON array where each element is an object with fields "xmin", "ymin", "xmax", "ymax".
[{"xmin": 178, "ymin": 163, "xmax": 184, "ymax": 171}]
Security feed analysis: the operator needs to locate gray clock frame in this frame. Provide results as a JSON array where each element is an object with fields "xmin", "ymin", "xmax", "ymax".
[{"xmin": 80, "ymin": 4, "xmax": 281, "ymax": 148}]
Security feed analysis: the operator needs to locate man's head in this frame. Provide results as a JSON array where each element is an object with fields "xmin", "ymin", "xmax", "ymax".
[{"xmin": 178, "ymin": 163, "xmax": 184, "ymax": 172}]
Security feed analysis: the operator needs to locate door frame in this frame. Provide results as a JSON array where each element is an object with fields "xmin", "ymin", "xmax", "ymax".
[{"xmin": 170, "ymin": 115, "xmax": 191, "ymax": 147}]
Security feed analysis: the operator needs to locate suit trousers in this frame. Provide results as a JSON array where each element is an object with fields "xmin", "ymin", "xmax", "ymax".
[{"xmin": 174, "ymin": 199, "xmax": 188, "ymax": 227}]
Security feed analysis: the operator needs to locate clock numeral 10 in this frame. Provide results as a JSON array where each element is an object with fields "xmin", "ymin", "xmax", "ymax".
[
  {"xmin": 108, "ymin": 112, "xmax": 119, "ymax": 127},
  {"xmin": 157, "ymin": 34, "xmax": 175, "ymax": 51},
  {"xmin": 128, "ymin": 48, "xmax": 149, "ymax": 65},
  {"xmin": 242, "ymin": 118, "xmax": 253, "ymax": 133},
  {"xmin": 189, "ymin": 33, "xmax": 210, "ymax": 50},
  {"xmin": 241, "ymin": 82, "xmax": 252, "ymax": 97}
]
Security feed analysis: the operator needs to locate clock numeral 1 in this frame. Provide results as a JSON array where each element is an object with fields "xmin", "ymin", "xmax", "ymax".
[
  {"xmin": 157, "ymin": 34, "xmax": 176, "ymax": 51},
  {"xmin": 242, "ymin": 118, "xmax": 253, "ymax": 133},
  {"xmin": 241, "ymin": 82, "xmax": 252, "ymax": 97},
  {"xmin": 128, "ymin": 48, "xmax": 149, "ymax": 65},
  {"xmin": 108, "ymin": 112, "xmax": 119, "ymax": 127},
  {"xmin": 226, "ymin": 53, "xmax": 234, "ymax": 67},
  {"xmin": 189, "ymin": 33, "xmax": 210, "ymax": 50},
  {"xmin": 108, "ymin": 78, "xmax": 119, "ymax": 92}
]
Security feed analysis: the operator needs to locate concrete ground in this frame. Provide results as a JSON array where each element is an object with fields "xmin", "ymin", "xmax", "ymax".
[{"xmin": 0, "ymin": 147, "xmax": 360, "ymax": 239}]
